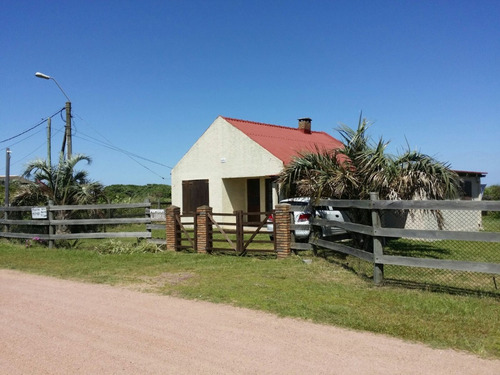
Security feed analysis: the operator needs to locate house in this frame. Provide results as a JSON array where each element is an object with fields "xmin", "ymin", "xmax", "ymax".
[
  {"xmin": 454, "ymin": 170, "xmax": 487, "ymax": 201},
  {"xmin": 171, "ymin": 116, "xmax": 343, "ymax": 215}
]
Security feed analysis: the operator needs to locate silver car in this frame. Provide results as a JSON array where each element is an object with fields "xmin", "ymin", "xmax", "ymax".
[{"xmin": 267, "ymin": 198, "xmax": 348, "ymax": 241}]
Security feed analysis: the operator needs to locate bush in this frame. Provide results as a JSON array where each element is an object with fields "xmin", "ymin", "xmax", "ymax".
[{"xmin": 484, "ymin": 185, "xmax": 500, "ymax": 201}]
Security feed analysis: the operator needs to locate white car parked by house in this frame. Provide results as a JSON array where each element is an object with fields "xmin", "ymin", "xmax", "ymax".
[{"xmin": 267, "ymin": 198, "xmax": 349, "ymax": 241}]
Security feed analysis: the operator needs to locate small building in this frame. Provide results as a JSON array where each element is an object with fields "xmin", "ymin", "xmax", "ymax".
[
  {"xmin": 454, "ymin": 170, "xmax": 487, "ymax": 201},
  {"xmin": 403, "ymin": 170, "xmax": 487, "ymax": 233},
  {"xmin": 171, "ymin": 116, "xmax": 343, "ymax": 214}
]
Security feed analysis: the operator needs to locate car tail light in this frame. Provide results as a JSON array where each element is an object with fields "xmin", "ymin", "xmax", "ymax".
[
  {"xmin": 268, "ymin": 214, "xmax": 274, "ymax": 222},
  {"xmin": 297, "ymin": 213, "xmax": 311, "ymax": 222}
]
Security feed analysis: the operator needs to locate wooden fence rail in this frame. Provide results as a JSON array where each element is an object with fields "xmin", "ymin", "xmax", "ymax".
[
  {"xmin": 0, "ymin": 201, "xmax": 153, "ymax": 247},
  {"xmin": 309, "ymin": 195, "xmax": 500, "ymax": 285},
  {"xmin": 3, "ymin": 197, "xmax": 500, "ymax": 291}
]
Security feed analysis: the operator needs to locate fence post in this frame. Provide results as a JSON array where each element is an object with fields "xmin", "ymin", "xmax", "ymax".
[
  {"xmin": 3, "ymin": 148, "xmax": 10, "ymax": 235},
  {"xmin": 196, "ymin": 205, "xmax": 212, "ymax": 254},
  {"xmin": 370, "ymin": 192, "xmax": 384, "ymax": 285},
  {"xmin": 166, "ymin": 205, "xmax": 181, "ymax": 251},
  {"xmin": 235, "ymin": 210, "xmax": 244, "ymax": 253},
  {"xmin": 2, "ymin": 208, "xmax": 8, "ymax": 236},
  {"xmin": 275, "ymin": 203, "xmax": 291, "ymax": 258},
  {"xmin": 144, "ymin": 199, "xmax": 151, "ymax": 241},
  {"xmin": 48, "ymin": 200, "xmax": 54, "ymax": 249}
]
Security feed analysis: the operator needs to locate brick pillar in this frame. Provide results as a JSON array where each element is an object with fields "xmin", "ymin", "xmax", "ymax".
[
  {"xmin": 166, "ymin": 205, "xmax": 181, "ymax": 251},
  {"xmin": 196, "ymin": 205, "xmax": 212, "ymax": 254},
  {"xmin": 274, "ymin": 203, "xmax": 291, "ymax": 258}
]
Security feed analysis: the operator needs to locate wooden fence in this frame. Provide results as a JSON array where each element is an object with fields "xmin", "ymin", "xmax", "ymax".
[
  {"xmin": 0, "ymin": 201, "xmax": 154, "ymax": 248},
  {"xmin": 3, "ymin": 197, "xmax": 500, "ymax": 290},
  {"xmin": 304, "ymin": 194, "xmax": 500, "ymax": 286},
  {"xmin": 166, "ymin": 206, "xmax": 275, "ymax": 255}
]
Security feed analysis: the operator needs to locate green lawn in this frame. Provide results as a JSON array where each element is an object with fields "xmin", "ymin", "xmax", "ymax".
[
  {"xmin": 320, "ymin": 236, "xmax": 500, "ymax": 295},
  {"xmin": 483, "ymin": 213, "xmax": 500, "ymax": 232},
  {"xmin": 1, "ymin": 239, "xmax": 499, "ymax": 359}
]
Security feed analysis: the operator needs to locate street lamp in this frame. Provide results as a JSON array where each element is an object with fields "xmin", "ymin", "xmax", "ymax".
[{"xmin": 35, "ymin": 72, "xmax": 72, "ymax": 159}]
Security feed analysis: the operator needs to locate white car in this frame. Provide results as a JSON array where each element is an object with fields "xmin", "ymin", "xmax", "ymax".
[{"xmin": 267, "ymin": 198, "xmax": 349, "ymax": 241}]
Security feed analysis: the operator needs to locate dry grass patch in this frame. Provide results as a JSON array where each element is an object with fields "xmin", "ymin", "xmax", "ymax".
[{"xmin": 127, "ymin": 272, "xmax": 195, "ymax": 292}]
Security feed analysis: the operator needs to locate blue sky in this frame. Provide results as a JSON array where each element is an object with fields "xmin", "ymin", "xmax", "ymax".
[{"xmin": 1, "ymin": 0, "xmax": 499, "ymax": 187}]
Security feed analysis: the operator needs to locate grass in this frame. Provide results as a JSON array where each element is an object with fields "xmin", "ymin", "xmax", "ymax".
[
  {"xmin": 318, "ymin": 213, "xmax": 500, "ymax": 294},
  {"xmin": 322, "ymin": 237, "xmax": 500, "ymax": 295},
  {"xmin": 1, "ymin": 238, "xmax": 499, "ymax": 359},
  {"xmin": 483, "ymin": 213, "xmax": 500, "ymax": 232}
]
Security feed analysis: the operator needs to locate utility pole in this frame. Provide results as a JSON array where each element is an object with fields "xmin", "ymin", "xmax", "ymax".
[
  {"xmin": 3, "ymin": 148, "xmax": 10, "ymax": 234},
  {"xmin": 4, "ymin": 148, "xmax": 10, "ymax": 207},
  {"xmin": 65, "ymin": 101, "xmax": 72, "ymax": 159},
  {"xmin": 47, "ymin": 117, "xmax": 51, "ymax": 166},
  {"xmin": 35, "ymin": 72, "xmax": 72, "ymax": 160}
]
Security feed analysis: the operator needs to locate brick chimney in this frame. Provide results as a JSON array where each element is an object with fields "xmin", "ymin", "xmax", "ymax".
[{"xmin": 298, "ymin": 118, "xmax": 312, "ymax": 134}]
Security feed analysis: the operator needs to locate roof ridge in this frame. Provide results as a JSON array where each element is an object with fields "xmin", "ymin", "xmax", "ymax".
[{"xmin": 221, "ymin": 116, "xmax": 327, "ymax": 134}]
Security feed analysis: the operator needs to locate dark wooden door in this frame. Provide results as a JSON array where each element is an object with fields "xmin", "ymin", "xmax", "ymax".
[
  {"xmin": 182, "ymin": 179, "xmax": 209, "ymax": 214},
  {"xmin": 247, "ymin": 179, "xmax": 260, "ymax": 223}
]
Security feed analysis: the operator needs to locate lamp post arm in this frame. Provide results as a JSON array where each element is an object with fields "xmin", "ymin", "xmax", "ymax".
[
  {"xmin": 35, "ymin": 71, "xmax": 72, "ymax": 159},
  {"xmin": 50, "ymin": 78, "xmax": 71, "ymax": 102}
]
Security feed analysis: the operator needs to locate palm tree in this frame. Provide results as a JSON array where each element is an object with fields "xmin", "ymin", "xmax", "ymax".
[
  {"xmin": 280, "ymin": 116, "xmax": 460, "ymax": 201},
  {"xmin": 278, "ymin": 116, "xmax": 461, "ymax": 249},
  {"xmin": 11, "ymin": 154, "xmax": 104, "ymax": 233},
  {"xmin": 12, "ymin": 154, "xmax": 104, "ymax": 206}
]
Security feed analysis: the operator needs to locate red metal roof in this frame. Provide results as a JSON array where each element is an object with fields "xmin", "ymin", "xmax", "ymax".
[
  {"xmin": 453, "ymin": 170, "xmax": 487, "ymax": 177},
  {"xmin": 222, "ymin": 117, "xmax": 343, "ymax": 165}
]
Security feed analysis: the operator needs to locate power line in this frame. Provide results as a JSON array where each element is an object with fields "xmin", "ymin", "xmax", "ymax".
[
  {"xmin": 0, "ymin": 108, "xmax": 64, "ymax": 144},
  {"xmin": 73, "ymin": 113, "xmax": 172, "ymax": 167},
  {"xmin": 74, "ymin": 132, "xmax": 169, "ymax": 180},
  {"xmin": 1, "ymin": 110, "xmax": 173, "ymax": 181},
  {"xmin": 72, "ymin": 112, "xmax": 173, "ymax": 180},
  {"xmin": 75, "ymin": 131, "xmax": 173, "ymax": 169}
]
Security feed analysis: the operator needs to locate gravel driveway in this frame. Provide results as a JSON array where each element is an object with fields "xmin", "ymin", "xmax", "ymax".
[{"xmin": 1, "ymin": 269, "xmax": 498, "ymax": 374}]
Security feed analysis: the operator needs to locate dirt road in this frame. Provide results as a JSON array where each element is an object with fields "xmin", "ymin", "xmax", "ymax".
[{"xmin": 1, "ymin": 269, "xmax": 498, "ymax": 374}]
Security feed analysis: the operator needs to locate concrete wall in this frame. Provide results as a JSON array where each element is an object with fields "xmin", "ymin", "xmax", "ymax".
[{"xmin": 404, "ymin": 210, "xmax": 483, "ymax": 232}]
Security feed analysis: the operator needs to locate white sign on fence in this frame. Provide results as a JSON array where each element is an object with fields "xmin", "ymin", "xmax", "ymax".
[
  {"xmin": 150, "ymin": 209, "xmax": 166, "ymax": 221},
  {"xmin": 31, "ymin": 207, "xmax": 47, "ymax": 219}
]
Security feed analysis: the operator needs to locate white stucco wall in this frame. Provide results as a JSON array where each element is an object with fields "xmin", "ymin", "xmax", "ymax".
[{"xmin": 171, "ymin": 116, "xmax": 284, "ymax": 213}]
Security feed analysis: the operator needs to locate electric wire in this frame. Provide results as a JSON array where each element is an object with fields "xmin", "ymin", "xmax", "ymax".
[
  {"xmin": 0, "ymin": 108, "xmax": 64, "ymax": 144},
  {"xmin": 11, "ymin": 128, "xmax": 65, "ymax": 168},
  {"xmin": 75, "ymin": 131, "xmax": 172, "ymax": 168},
  {"xmin": 74, "ymin": 132, "xmax": 168, "ymax": 180},
  {"xmin": 1, "ymin": 127, "xmax": 65, "ymax": 174},
  {"xmin": 2, "ymin": 110, "xmax": 172, "ymax": 182},
  {"xmin": 73, "ymin": 113, "xmax": 172, "ymax": 167},
  {"xmin": 73, "ymin": 112, "xmax": 173, "ymax": 179}
]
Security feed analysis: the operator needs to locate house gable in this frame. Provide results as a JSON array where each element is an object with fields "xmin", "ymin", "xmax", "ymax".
[{"xmin": 172, "ymin": 116, "xmax": 284, "ymax": 181}]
